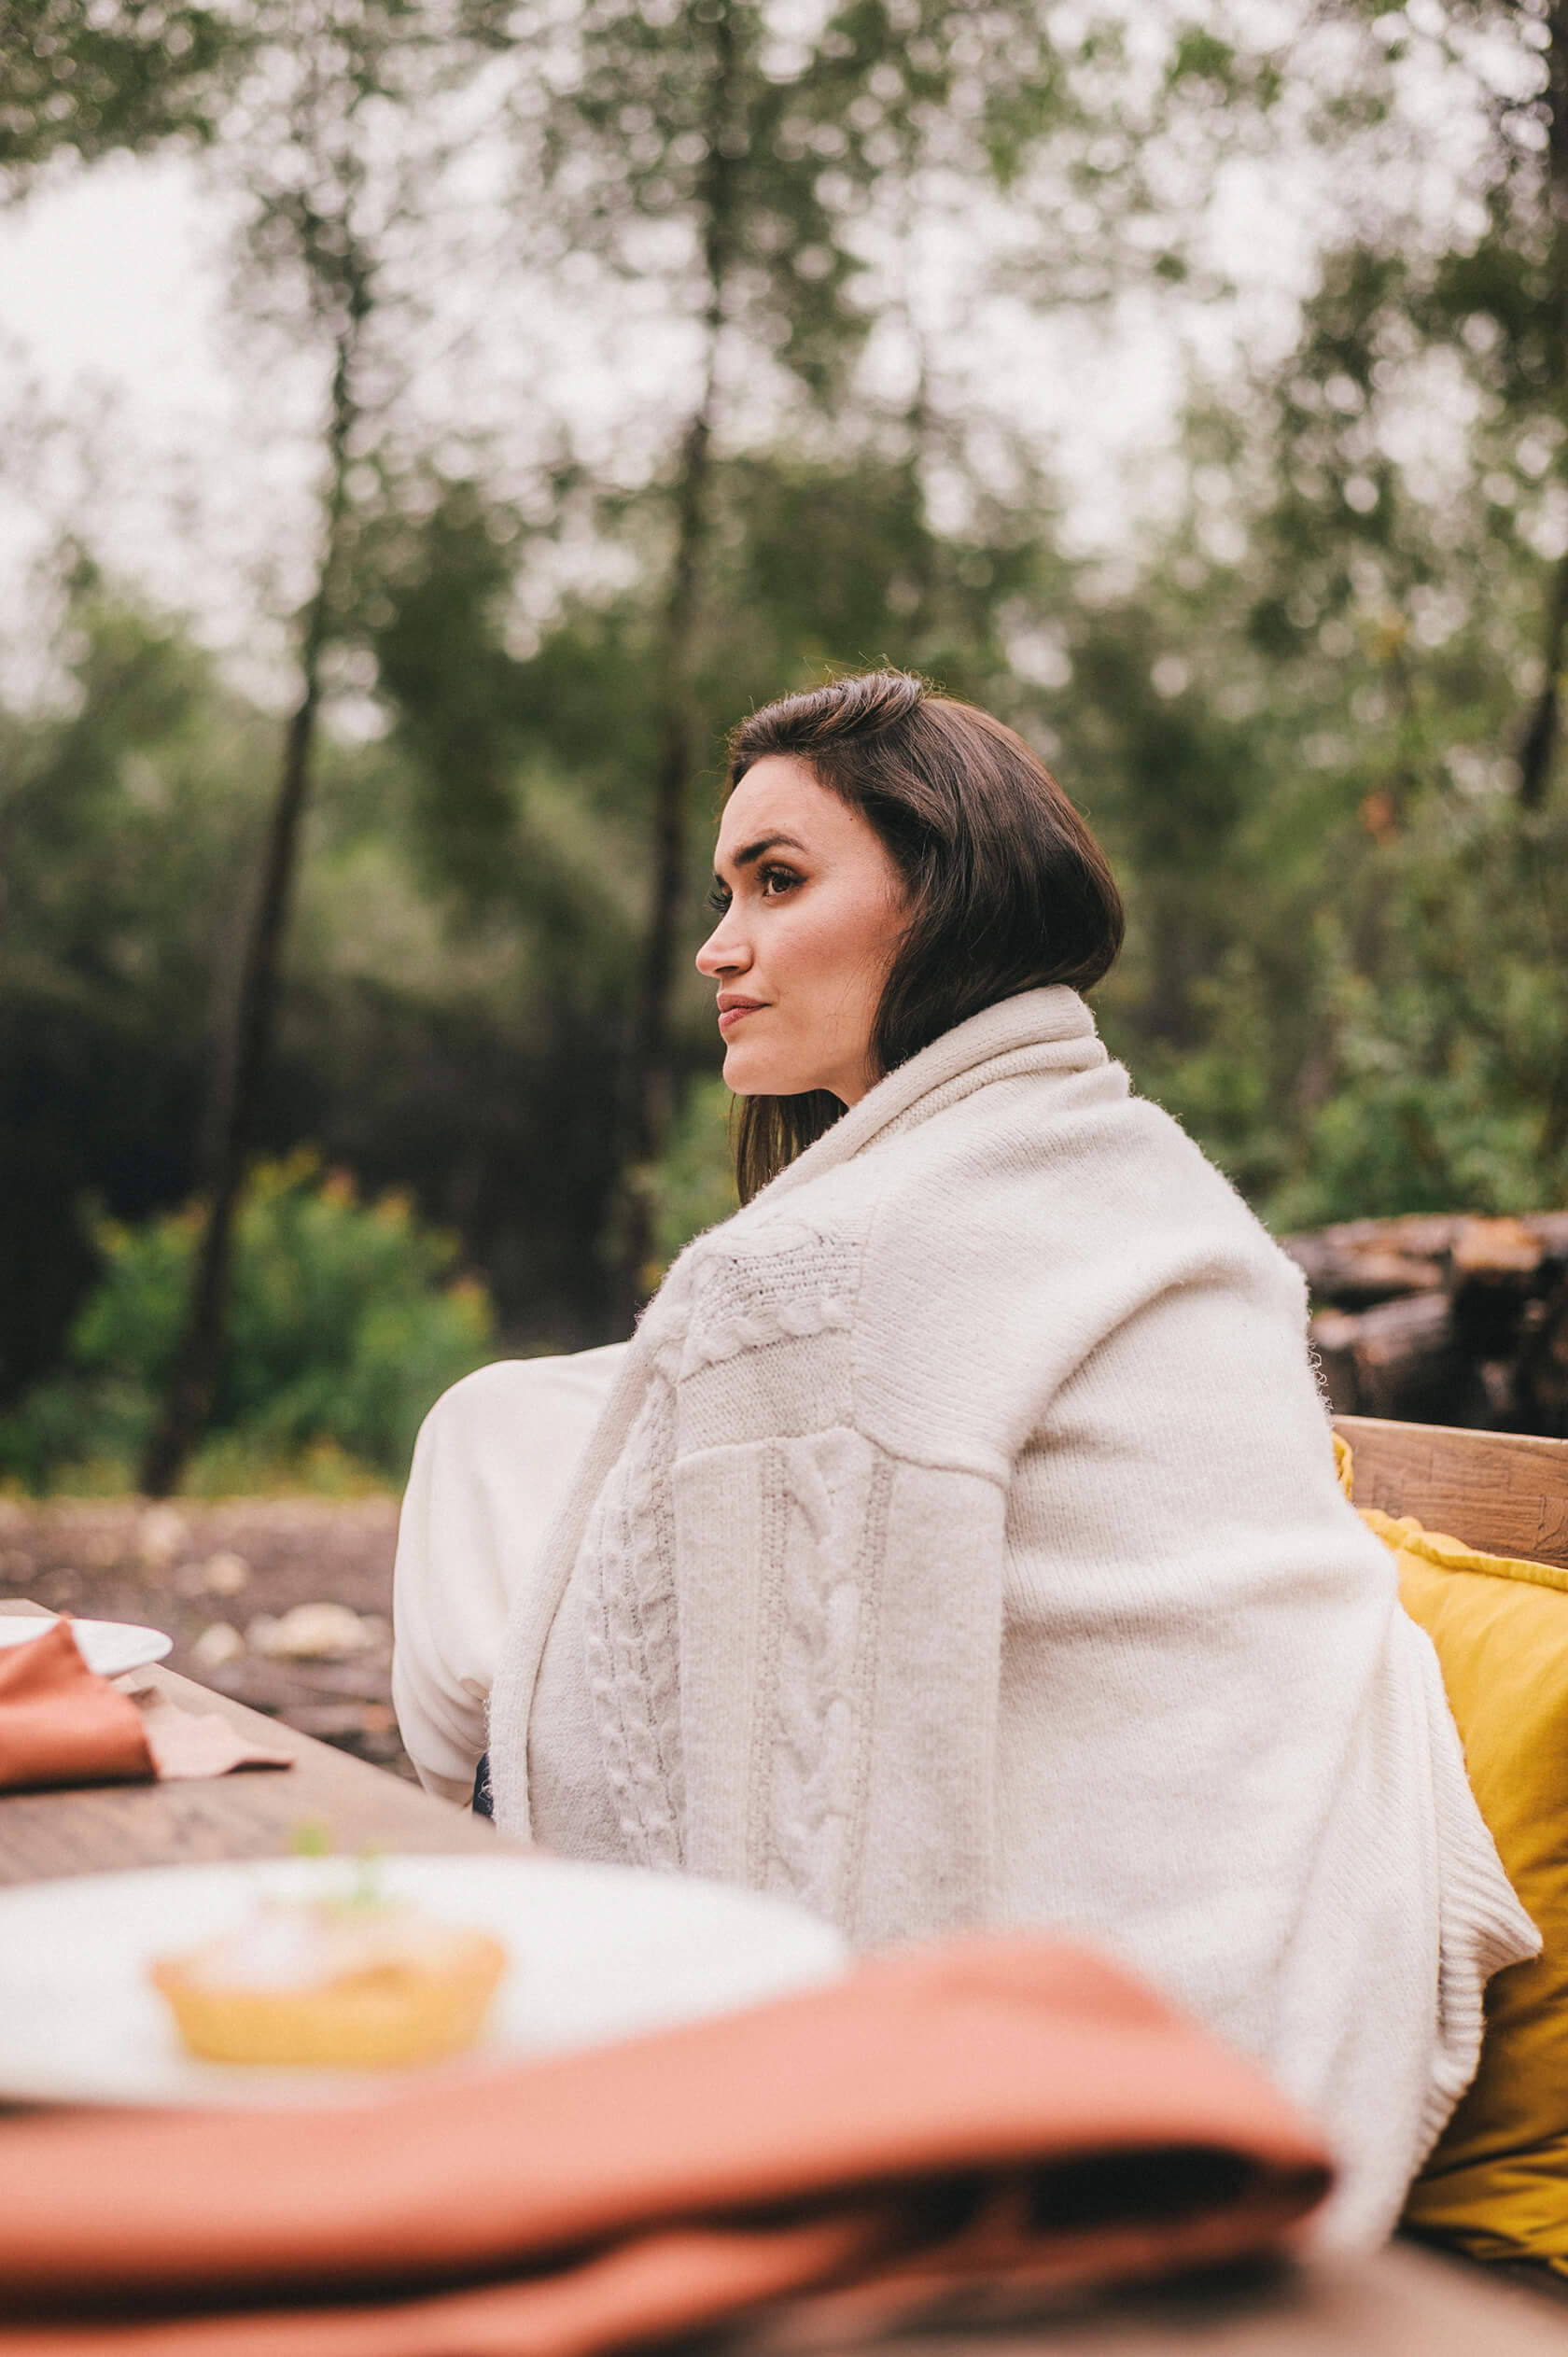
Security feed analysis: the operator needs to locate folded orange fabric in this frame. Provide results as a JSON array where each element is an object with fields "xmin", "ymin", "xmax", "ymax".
[
  {"xmin": 0, "ymin": 1623, "xmax": 293, "ymax": 1791},
  {"xmin": 0, "ymin": 1932, "xmax": 1332, "ymax": 2355},
  {"xmin": 0, "ymin": 1620, "xmax": 152, "ymax": 1792}
]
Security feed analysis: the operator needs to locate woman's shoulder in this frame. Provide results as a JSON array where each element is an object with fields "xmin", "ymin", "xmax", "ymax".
[
  {"xmin": 861, "ymin": 1053, "xmax": 1274, "ymax": 1240},
  {"xmin": 652, "ymin": 1048, "xmax": 1297, "ymax": 1365},
  {"xmin": 672, "ymin": 1061, "xmax": 1286, "ymax": 1287},
  {"xmin": 841, "ymin": 1060, "xmax": 1307, "ymax": 1357}
]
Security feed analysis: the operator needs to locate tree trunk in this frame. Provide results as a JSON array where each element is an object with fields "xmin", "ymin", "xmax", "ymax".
[
  {"xmin": 1519, "ymin": 0, "xmax": 1568, "ymax": 810},
  {"xmin": 609, "ymin": 2, "xmax": 741, "ymax": 1326},
  {"xmin": 139, "ymin": 327, "xmax": 357, "ymax": 1495},
  {"xmin": 1519, "ymin": 551, "xmax": 1568, "ymax": 810}
]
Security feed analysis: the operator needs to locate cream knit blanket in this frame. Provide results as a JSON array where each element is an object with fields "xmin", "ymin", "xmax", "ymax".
[{"xmin": 488, "ymin": 988, "xmax": 1536, "ymax": 2248}]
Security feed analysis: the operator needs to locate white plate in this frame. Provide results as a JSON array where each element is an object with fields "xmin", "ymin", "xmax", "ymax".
[
  {"xmin": 0, "ymin": 1615, "xmax": 172, "ymax": 1678},
  {"xmin": 0, "ymin": 1852, "xmax": 847, "ymax": 2108}
]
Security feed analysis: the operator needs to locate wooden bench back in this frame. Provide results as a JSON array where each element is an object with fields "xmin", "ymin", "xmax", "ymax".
[{"xmin": 1334, "ymin": 1413, "xmax": 1568, "ymax": 1571}]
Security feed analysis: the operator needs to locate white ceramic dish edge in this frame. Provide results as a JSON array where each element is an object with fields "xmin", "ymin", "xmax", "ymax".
[
  {"xmin": 0, "ymin": 1851, "xmax": 848, "ymax": 2111},
  {"xmin": 0, "ymin": 1615, "xmax": 173, "ymax": 1677}
]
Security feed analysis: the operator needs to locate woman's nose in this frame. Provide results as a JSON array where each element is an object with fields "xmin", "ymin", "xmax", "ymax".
[{"xmin": 695, "ymin": 910, "xmax": 749, "ymax": 976}]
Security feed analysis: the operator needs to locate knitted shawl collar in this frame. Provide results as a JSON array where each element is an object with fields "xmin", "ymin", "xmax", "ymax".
[{"xmin": 749, "ymin": 984, "xmax": 1103, "ymax": 1214}]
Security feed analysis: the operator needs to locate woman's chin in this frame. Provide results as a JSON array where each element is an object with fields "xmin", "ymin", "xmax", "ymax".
[
  {"xmin": 721, "ymin": 1042, "xmax": 831, "ymax": 1099},
  {"xmin": 721, "ymin": 1047, "xmax": 773, "ymax": 1096}
]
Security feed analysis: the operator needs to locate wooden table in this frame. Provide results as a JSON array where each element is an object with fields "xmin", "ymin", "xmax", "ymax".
[
  {"xmin": 2, "ymin": 1606, "xmax": 1563, "ymax": 2351},
  {"xmin": 0, "ymin": 1596, "xmax": 500, "ymax": 1883},
  {"xmin": 721, "ymin": 2243, "xmax": 1568, "ymax": 2353}
]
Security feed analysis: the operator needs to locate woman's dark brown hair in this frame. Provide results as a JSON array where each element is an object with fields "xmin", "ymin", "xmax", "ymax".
[{"xmin": 724, "ymin": 669, "xmax": 1125, "ymax": 1201}]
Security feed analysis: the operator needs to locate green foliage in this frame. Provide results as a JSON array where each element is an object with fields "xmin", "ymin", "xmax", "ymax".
[
  {"xmin": 708, "ymin": 450, "xmax": 1044, "ymax": 701},
  {"xmin": 365, "ymin": 477, "xmax": 540, "ymax": 905},
  {"xmin": 0, "ymin": 0, "xmax": 238, "ymax": 185},
  {"xmin": 493, "ymin": 0, "xmax": 1083, "ymax": 406},
  {"xmin": 362, "ymin": 472, "xmax": 650, "ymax": 938},
  {"xmin": 0, "ymin": 1155, "xmax": 496, "ymax": 1493},
  {"xmin": 0, "ymin": 563, "xmax": 276, "ymax": 1403},
  {"xmin": 651, "ymin": 1075, "xmax": 738, "ymax": 1275},
  {"xmin": 1266, "ymin": 796, "xmax": 1568, "ymax": 1230},
  {"xmin": 1, "ymin": 554, "xmax": 636, "ymax": 1395}
]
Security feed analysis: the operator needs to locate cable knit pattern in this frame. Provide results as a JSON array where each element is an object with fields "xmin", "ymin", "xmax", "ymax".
[
  {"xmin": 757, "ymin": 1433, "xmax": 888, "ymax": 1921},
  {"xmin": 679, "ymin": 1240, "xmax": 861, "ymax": 1375},
  {"xmin": 485, "ymin": 986, "xmax": 1538, "ymax": 2256},
  {"xmin": 580, "ymin": 1373, "xmax": 684, "ymax": 1868}
]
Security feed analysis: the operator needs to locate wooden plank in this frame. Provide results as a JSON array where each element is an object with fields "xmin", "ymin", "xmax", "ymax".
[
  {"xmin": 1334, "ymin": 1414, "xmax": 1568, "ymax": 1569},
  {"xmin": 0, "ymin": 1600, "xmax": 500, "ymax": 1885},
  {"xmin": 722, "ymin": 2242, "xmax": 1568, "ymax": 2353}
]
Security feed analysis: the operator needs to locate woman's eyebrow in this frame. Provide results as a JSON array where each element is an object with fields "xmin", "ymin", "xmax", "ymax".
[{"xmin": 715, "ymin": 831, "xmax": 808, "ymax": 878}]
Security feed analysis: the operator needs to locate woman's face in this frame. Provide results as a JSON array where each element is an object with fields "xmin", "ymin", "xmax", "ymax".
[{"xmin": 695, "ymin": 755, "xmax": 909, "ymax": 1105}]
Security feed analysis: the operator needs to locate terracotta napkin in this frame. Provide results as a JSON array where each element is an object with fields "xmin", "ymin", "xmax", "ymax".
[
  {"xmin": 0, "ymin": 1620, "xmax": 291, "ymax": 1791},
  {"xmin": 0, "ymin": 1931, "xmax": 1332, "ymax": 2355},
  {"xmin": 0, "ymin": 1619, "xmax": 152, "ymax": 1791}
]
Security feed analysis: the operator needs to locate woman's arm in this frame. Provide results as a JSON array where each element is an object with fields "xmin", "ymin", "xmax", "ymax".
[{"xmin": 392, "ymin": 1348, "xmax": 627, "ymax": 1802}]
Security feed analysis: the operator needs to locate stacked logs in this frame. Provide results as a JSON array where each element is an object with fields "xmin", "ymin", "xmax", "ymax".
[{"xmin": 1281, "ymin": 1213, "xmax": 1568, "ymax": 1438}]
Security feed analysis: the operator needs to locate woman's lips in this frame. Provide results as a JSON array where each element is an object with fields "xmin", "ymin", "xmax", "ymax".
[{"xmin": 717, "ymin": 1000, "xmax": 764, "ymax": 1034}]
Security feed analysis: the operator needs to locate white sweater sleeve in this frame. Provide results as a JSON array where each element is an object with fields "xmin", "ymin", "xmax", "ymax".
[{"xmin": 391, "ymin": 1349, "xmax": 626, "ymax": 1802}]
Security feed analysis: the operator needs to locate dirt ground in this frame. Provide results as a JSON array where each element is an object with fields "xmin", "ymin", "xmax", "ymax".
[{"xmin": 0, "ymin": 1494, "xmax": 418, "ymax": 1782}]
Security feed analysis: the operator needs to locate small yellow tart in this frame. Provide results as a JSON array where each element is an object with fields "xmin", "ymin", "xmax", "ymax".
[{"xmin": 150, "ymin": 1896, "xmax": 508, "ymax": 2068}]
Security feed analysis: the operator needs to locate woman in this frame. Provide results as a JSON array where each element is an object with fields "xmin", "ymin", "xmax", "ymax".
[{"xmin": 394, "ymin": 670, "xmax": 1533, "ymax": 2250}]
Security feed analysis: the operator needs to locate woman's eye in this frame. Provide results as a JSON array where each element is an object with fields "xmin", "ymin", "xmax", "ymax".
[
  {"xmin": 707, "ymin": 886, "xmax": 731, "ymax": 915},
  {"xmin": 759, "ymin": 865, "xmax": 801, "ymax": 897}
]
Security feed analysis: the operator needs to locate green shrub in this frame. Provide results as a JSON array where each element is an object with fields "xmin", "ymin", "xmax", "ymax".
[
  {"xmin": 0, "ymin": 1154, "xmax": 496, "ymax": 1493},
  {"xmin": 652, "ymin": 1076, "xmax": 739, "ymax": 1277}
]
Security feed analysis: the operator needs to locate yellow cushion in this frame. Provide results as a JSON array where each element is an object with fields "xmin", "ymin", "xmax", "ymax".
[{"xmin": 1337, "ymin": 1435, "xmax": 1568, "ymax": 2271}]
